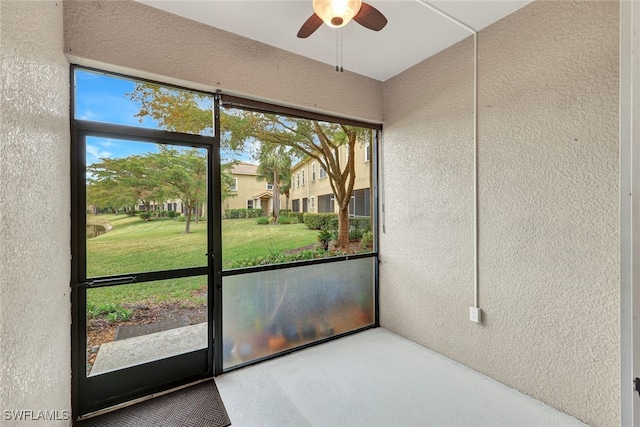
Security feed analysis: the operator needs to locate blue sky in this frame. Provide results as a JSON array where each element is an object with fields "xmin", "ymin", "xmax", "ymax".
[
  {"xmin": 74, "ymin": 69, "xmax": 234, "ymax": 164},
  {"xmin": 75, "ymin": 69, "xmax": 165, "ymax": 164},
  {"xmin": 75, "ymin": 69, "xmax": 258, "ymax": 165}
]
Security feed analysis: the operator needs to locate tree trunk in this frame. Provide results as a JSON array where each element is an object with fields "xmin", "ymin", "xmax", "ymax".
[
  {"xmin": 184, "ymin": 204, "xmax": 192, "ymax": 234},
  {"xmin": 195, "ymin": 204, "xmax": 200, "ymax": 224},
  {"xmin": 272, "ymin": 168, "xmax": 280, "ymax": 220},
  {"xmin": 337, "ymin": 205, "xmax": 350, "ymax": 250}
]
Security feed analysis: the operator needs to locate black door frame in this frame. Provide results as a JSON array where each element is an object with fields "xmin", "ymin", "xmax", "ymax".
[{"xmin": 70, "ymin": 119, "xmax": 222, "ymax": 417}]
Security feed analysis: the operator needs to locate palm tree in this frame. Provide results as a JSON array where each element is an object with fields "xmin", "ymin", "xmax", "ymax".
[{"xmin": 256, "ymin": 145, "xmax": 292, "ymax": 220}]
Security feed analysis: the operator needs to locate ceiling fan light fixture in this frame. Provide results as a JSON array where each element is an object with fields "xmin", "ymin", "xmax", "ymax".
[{"xmin": 312, "ymin": 0, "xmax": 362, "ymax": 28}]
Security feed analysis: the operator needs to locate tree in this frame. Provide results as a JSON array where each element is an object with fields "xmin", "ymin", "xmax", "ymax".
[
  {"xmin": 224, "ymin": 113, "xmax": 364, "ymax": 249},
  {"xmin": 255, "ymin": 146, "xmax": 292, "ymax": 220},
  {"xmin": 87, "ymin": 155, "xmax": 162, "ymax": 213},
  {"xmin": 128, "ymin": 85, "xmax": 213, "ymax": 135},
  {"xmin": 151, "ymin": 147, "xmax": 206, "ymax": 234},
  {"xmin": 128, "ymin": 83, "xmax": 368, "ymax": 249},
  {"xmin": 221, "ymin": 162, "xmax": 238, "ymax": 210}
]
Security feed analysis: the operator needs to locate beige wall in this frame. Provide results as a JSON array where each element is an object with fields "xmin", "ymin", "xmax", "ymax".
[
  {"xmin": 0, "ymin": 1, "xmax": 71, "ymax": 426},
  {"xmin": 63, "ymin": 0, "xmax": 383, "ymax": 124},
  {"xmin": 381, "ymin": 1, "xmax": 619, "ymax": 426},
  {"xmin": 290, "ymin": 143, "xmax": 372, "ymax": 213},
  {"xmin": 225, "ymin": 173, "xmax": 272, "ymax": 212},
  {"xmin": 0, "ymin": 0, "xmax": 614, "ymax": 425}
]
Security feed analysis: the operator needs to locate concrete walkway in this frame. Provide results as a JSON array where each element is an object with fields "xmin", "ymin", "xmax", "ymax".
[
  {"xmin": 216, "ymin": 328, "xmax": 587, "ymax": 427},
  {"xmin": 90, "ymin": 322, "xmax": 207, "ymax": 376}
]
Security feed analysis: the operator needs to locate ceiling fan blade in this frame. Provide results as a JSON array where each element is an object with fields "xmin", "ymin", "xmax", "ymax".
[
  {"xmin": 353, "ymin": 2, "xmax": 388, "ymax": 31},
  {"xmin": 297, "ymin": 13, "xmax": 323, "ymax": 38}
]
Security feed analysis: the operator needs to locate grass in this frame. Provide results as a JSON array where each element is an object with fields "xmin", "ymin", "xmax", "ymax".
[{"xmin": 86, "ymin": 214, "xmax": 318, "ymax": 307}]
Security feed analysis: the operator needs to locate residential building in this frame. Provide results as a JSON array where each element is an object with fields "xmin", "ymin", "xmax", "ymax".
[
  {"xmin": 289, "ymin": 141, "xmax": 372, "ymax": 216},
  {"xmin": 224, "ymin": 161, "xmax": 275, "ymax": 214}
]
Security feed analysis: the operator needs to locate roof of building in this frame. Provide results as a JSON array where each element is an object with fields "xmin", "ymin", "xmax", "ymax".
[{"xmin": 230, "ymin": 161, "xmax": 258, "ymax": 176}]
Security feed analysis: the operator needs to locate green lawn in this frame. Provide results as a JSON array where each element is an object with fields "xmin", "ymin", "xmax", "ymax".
[{"xmin": 86, "ymin": 214, "xmax": 318, "ymax": 307}]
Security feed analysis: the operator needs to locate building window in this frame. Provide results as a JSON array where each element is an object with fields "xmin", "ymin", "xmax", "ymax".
[
  {"xmin": 267, "ymin": 182, "xmax": 273, "ymax": 190},
  {"xmin": 319, "ymin": 166, "xmax": 327, "ymax": 179},
  {"xmin": 297, "ymin": 172, "xmax": 300, "ymax": 188},
  {"xmin": 365, "ymin": 142, "xmax": 370, "ymax": 162},
  {"xmin": 318, "ymin": 194, "xmax": 335, "ymax": 213},
  {"xmin": 348, "ymin": 188, "xmax": 370, "ymax": 217},
  {"xmin": 230, "ymin": 178, "xmax": 238, "ymax": 192},
  {"xmin": 302, "ymin": 169, "xmax": 305, "ymax": 186},
  {"xmin": 247, "ymin": 199, "xmax": 254, "ymax": 209},
  {"xmin": 312, "ymin": 163, "xmax": 316, "ymax": 181}
]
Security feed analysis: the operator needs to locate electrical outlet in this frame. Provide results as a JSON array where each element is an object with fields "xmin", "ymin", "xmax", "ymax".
[{"xmin": 470, "ymin": 307, "xmax": 482, "ymax": 323}]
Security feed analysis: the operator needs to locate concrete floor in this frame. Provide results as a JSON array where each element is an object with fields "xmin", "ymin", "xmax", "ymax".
[{"xmin": 216, "ymin": 328, "xmax": 586, "ymax": 427}]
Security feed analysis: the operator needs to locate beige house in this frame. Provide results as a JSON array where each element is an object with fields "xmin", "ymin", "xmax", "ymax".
[
  {"xmin": 225, "ymin": 161, "xmax": 275, "ymax": 215},
  {"xmin": 289, "ymin": 142, "xmax": 372, "ymax": 216}
]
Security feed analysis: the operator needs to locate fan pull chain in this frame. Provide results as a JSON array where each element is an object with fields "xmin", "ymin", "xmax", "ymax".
[
  {"xmin": 335, "ymin": 29, "xmax": 344, "ymax": 73},
  {"xmin": 340, "ymin": 29, "xmax": 344, "ymax": 72},
  {"xmin": 335, "ymin": 30, "xmax": 339, "ymax": 72}
]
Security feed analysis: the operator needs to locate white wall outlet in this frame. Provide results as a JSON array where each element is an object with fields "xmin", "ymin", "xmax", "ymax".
[{"xmin": 470, "ymin": 307, "xmax": 482, "ymax": 323}]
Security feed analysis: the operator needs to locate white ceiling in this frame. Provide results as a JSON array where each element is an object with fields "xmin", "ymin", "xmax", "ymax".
[{"xmin": 136, "ymin": 0, "xmax": 532, "ymax": 81}]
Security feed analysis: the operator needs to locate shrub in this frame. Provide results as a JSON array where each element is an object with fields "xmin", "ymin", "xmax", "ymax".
[
  {"xmin": 177, "ymin": 214, "xmax": 186, "ymax": 222},
  {"xmin": 87, "ymin": 302, "xmax": 132, "ymax": 323},
  {"xmin": 229, "ymin": 249, "xmax": 328, "ymax": 269},
  {"xmin": 303, "ymin": 213, "xmax": 338, "ymax": 230},
  {"xmin": 225, "ymin": 208, "xmax": 263, "ymax": 219},
  {"xmin": 247, "ymin": 208, "xmax": 263, "ymax": 218},
  {"xmin": 360, "ymin": 231, "xmax": 374, "ymax": 250},
  {"xmin": 277, "ymin": 215, "xmax": 292, "ymax": 225},
  {"xmin": 139, "ymin": 212, "xmax": 151, "ymax": 221},
  {"xmin": 167, "ymin": 210, "xmax": 177, "ymax": 219},
  {"xmin": 290, "ymin": 212, "xmax": 304, "ymax": 223},
  {"xmin": 349, "ymin": 217, "xmax": 371, "ymax": 240},
  {"xmin": 256, "ymin": 216, "xmax": 270, "ymax": 225},
  {"xmin": 125, "ymin": 210, "xmax": 137, "ymax": 217},
  {"xmin": 317, "ymin": 229, "xmax": 332, "ymax": 242},
  {"xmin": 107, "ymin": 307, "xmax": 132, "ymax": 323},
  {"xmin": 278, "ymin": 209, "xmax": 291, "ymax": 217}
]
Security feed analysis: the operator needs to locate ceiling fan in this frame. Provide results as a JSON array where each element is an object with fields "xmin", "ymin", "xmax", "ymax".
[{"xmin": 297, "ymin": 0, "xmax": 388, "ymax": 38}]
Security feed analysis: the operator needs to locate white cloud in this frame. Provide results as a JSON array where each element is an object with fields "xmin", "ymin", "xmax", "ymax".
[{"xmin": 86, "ymin": 144, "xmax": 111, "ymax": 161}]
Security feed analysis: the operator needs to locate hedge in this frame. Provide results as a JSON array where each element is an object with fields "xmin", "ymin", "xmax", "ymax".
[
  {"xmin": 303, "ymin": 213, "xmax": 338, "ymax": 230},
  {"xmin": 289, "ymin": 212, "xmax": 304, "ymax": 223},
  {"xmin": 225, "ymin": 208, "xmax": 264, "ymax": 219}
]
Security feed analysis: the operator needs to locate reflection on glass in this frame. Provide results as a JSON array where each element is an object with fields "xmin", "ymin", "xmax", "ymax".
[
  {"xmin": 222, "ymin": 257, "xmax": 375, "ymax": 370},
  {"xmin": 85, "ymin": 139, "xmax": 207, "ymax": 277},
  {"xmin": 86, "ymin": 276, "xmax": 208, "ymax": 377}
]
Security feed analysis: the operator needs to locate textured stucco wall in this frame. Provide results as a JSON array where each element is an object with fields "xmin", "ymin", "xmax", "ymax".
[
  {"xmin": 63, "ymin": 0, "xmax": 383, "ymax": 123},
  {"xmin": 0, "ymin": 1, "xmax": 71, "ymax": 426},
  {"xmin": 381, "ymin": 1, "xmax": 619, "ymax": 426}
]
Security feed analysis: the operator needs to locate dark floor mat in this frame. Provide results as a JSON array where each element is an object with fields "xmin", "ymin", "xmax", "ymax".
[{"xmin": 77, "ymin": 380, "xmax": 231, "ymax": 427}]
